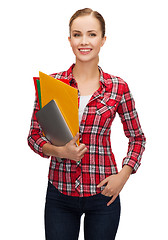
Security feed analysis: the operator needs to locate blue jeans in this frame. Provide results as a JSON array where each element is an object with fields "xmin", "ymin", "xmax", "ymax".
[{"xmin": 45, "ymin": 181, "xmax": 121, "ymax": 240}]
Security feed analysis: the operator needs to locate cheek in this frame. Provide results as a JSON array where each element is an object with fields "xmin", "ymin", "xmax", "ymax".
[
  {"xmin": 92, "ymin": 40, "xmax": 102, "ymax": 51},
  {"xmin": 70, "ymin": 41, "xmax": 79, "ymax": 52},
  {"xmin": 93, "ymin": 44, "xmax": 101, "ymax": 54},
  {"xmin": 70, "ymin": 44, "xmax": 78, "ymax": 55}
]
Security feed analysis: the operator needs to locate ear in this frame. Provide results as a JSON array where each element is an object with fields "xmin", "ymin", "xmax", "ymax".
[
  {"xmin": 68, "ymin": 36, "xmax": 72, "ymax": 46},
  {"xmin": 101, "ymin": 36, "xmax": 107, "ymax": 47}
]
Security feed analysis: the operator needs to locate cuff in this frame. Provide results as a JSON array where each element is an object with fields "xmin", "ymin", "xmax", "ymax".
[
  {"xmin": 36, "ymin": 137, "xmax": 51, "ymax": 158},
  {"xmin": 122, "ymin": 157, "xmax": 141, "ymax": 174}
]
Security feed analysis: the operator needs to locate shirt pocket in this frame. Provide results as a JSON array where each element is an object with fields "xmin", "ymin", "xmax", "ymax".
[{"xmin": 96, "ymin": 98, "xmax": 118, "ymax": 119}]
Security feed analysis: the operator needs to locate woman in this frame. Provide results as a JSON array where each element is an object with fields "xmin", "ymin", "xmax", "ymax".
[{"xmin": 28, "ymin": 8, "xmax": 146, "ymax": 240}]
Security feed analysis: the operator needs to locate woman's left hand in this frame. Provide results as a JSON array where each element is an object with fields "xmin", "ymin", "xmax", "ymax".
[{"xmin": 97, "ymin": 165, "xmax": 133, "ymax": 206}]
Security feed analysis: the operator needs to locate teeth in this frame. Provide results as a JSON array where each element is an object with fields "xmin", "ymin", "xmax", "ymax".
[{"xmin": 79, "ymin": 49, "xmax": 91, "ymax": 52}]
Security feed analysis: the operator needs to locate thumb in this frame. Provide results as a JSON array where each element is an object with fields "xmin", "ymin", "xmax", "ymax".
[
  {"xmin": 70, "ymin": 132, "xmax": 79, "ymax": 144},
  {"xmin": 97, "ymin": 177, "xmax": 109, "ymax": 188}
]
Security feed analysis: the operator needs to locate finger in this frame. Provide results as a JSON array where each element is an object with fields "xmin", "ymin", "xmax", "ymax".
[
  {"xmin": 80, "ymin": 147, "xmax": 88, "ymax": 156},
  {"xmin": 107, "ymin": 195, "xmax": 117, "ymax": 206},
  {"xmin": 101, "ymin": 188, "xmax": 113, "ymax": 196},
  {"xmin": 101, "ymin": 190, "xmax": 109, "ymax": 196},
  {"xmin": 79, "ymin": 146, "xmax": 88, "ymax": 155},
  {"xmin": 77, "ymin": 143, "xmax": 87, "ymax": 151},
  {"xmin": 74, "ymin": 153, "xmax": 85, "ymax": 162}
]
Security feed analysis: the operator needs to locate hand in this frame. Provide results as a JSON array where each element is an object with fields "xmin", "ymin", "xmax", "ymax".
[
  {"xmin": 61, "ymin": 132, "xmax": 88, "ymax": 162},
  {"xmin": 97, "ymin": 166, "xmax": 132, "ymax": 206}
]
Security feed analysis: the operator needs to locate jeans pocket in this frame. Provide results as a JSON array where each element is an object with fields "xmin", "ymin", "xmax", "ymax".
[{"xmin": 100, "ymin": 193, "xmax": 112, "ymax": 198}]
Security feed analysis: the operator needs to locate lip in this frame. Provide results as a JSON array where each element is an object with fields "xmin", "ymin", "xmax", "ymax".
[{"xmin": 78, "ymin": 48, "xmax": 92, "ymax": 55}]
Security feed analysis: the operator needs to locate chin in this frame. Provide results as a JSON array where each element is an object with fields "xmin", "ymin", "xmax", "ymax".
[{"xmin": 76, "ymin": 55, "xmax": 99, "ymax": 64}]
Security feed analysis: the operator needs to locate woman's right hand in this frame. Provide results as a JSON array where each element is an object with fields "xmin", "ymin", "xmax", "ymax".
[
  {"xmin": 60, "ymin": 132, "xmax": 88, "ymax": 162},
  {"xmin": 42, "ymin": 132, "xmax": 88, "ymax": 162}
]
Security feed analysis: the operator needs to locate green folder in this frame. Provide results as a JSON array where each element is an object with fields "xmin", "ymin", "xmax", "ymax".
[
  {"xmin": 36, "ymin": 79, "xmax": 42, "ymax": 109},
  {"xmin": 33, "ymin": 77, "xmax": 42, "ymax": 109}
]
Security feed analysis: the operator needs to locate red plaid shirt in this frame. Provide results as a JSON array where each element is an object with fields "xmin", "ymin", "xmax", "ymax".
[{"xmin": 28, "ymin": 64, "xmax": 146, "ymax": 197}]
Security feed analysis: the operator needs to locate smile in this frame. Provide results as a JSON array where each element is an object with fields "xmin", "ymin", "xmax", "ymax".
[{"xmin": 78, "ymin": 48, "xmax": 92, "ymax": 54}]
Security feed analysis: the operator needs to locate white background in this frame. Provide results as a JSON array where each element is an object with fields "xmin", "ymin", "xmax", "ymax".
[{"xmin": 1, "ymin": 0, "xmax": 168, "ymax": 239}]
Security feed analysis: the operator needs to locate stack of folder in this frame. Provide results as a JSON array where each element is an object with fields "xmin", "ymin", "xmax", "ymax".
[{"xmin": 33, "ymin": 72, "xmax": 79, "ymax": 147}]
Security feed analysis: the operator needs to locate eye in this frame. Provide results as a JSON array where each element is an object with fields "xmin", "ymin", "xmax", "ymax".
[
  {"xmin": 89, "ymin": 33, "xmax": 96, "ymax": 37},
  {"xmin": 73, "ymin": 33, "xmax": 80, "ymax": 37}
]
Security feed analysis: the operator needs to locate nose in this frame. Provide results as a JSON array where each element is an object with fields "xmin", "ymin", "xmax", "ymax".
[{"xmin": 81, "ymin": 35, "xmax": 89, "ymax": 45}]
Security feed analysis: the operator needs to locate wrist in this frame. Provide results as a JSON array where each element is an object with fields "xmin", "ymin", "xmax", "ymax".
[
  {"xmin": 119, "ymin": 165, "xmax": 133, "ymax": 181},
  {"xmin": 55, "ymin": 145, "xmax": 65, "ymax": 158},
  {"xmin": 42, "ymin": 143, "xmax": 65, "ymax": 158}
]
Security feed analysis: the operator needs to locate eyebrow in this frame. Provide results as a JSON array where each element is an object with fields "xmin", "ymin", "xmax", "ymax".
[{"xmin": 72, "ymin": 30, "xmax": 97, "ymax": 33}]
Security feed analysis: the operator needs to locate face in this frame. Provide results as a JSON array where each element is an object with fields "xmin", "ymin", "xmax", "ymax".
[{"xmin": 68, "ymin": 15, "xmax": 106, "ymax": 63}]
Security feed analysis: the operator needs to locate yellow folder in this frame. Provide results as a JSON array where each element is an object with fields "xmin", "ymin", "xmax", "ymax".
[{"xmin": 39, "ymin": 71, "xmax": 79, "ymax": 145}]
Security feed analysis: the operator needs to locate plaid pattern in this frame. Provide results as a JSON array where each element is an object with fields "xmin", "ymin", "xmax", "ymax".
[{"xmin": 27, "ymin": 64, "xmax": 146, "ymax": 197}]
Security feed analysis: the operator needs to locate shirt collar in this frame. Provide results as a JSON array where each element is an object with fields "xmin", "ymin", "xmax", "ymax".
[{"xmin": 66, "ymin": 64, "xmax": 108, "ymax": 88}]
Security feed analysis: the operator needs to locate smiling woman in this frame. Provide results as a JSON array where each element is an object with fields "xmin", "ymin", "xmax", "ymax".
[
  {"xmin": 27, "ymin": 7, "xmax": 146, "ymax": 240},
  {"xmin": 68, "ymin": 14, "xmax": 106, "ymax": 64}
]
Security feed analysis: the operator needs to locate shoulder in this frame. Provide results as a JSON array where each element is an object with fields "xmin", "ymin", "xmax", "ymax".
[
  {"xmin": 49, "ymin": 64, "xmax": 74, "ymax": 80},
  {"xmin": 102, "ymin": 71, "xmax": 130, "ymax": 101},
  {"xmin": 103, "ymin": 71, "xmax": 127, "ymax": 88},
  {"xmin": 49, "ymin": 70, "xmax": 68, "ymax": 79}
]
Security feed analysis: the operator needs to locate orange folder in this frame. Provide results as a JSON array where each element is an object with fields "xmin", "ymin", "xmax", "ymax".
[{"xmin": 39, "ymin": 71, "xmax": 79, "ymax": 145}]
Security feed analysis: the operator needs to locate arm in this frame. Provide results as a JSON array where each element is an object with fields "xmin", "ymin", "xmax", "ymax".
[
  {"xmin": 97, "ymin": 81, "xmax": 146, "ymax": 206},
  {"xmin": 117, "ymin": 82, "xmax": 146, "ymax": 173},
  {"xmin": 27, "ymin": 97, "xmax": 50, "ymax": 158},
  {"xmin": 28, "ymin": 97, "xmax": 88, "ymax": 161},
  {"xmin": 42, "ymin": 133, "xmax": 88, "ymax": 162},
  {"xmin": 97, "ymin": 165, "xmax": 133, "ymax": 206}
]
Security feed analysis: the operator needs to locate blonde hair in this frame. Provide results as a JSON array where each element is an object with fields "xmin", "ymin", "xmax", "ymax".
[{"xmin": 69, "ymin": 8, "xmax": 105, "ymax": 38}]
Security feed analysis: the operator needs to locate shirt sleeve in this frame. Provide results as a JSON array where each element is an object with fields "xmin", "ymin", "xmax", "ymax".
[
  {"xmin": 117, "ymin": 82, "xmax": 146, "ymax": 173},
  {"xmin": 27, "ymin": 97, "xmax": 51, "ymax": 158}
]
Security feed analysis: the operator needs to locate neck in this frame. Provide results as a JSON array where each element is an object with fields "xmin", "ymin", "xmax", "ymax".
[{"xmin": 73, "ymin": 58, "xmax": 100, "ymax": 82}]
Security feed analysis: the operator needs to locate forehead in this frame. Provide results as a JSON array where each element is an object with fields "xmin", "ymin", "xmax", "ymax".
[{"xmin": 71, "ymin": 15, "xmax": 101, "ymax": 32}]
